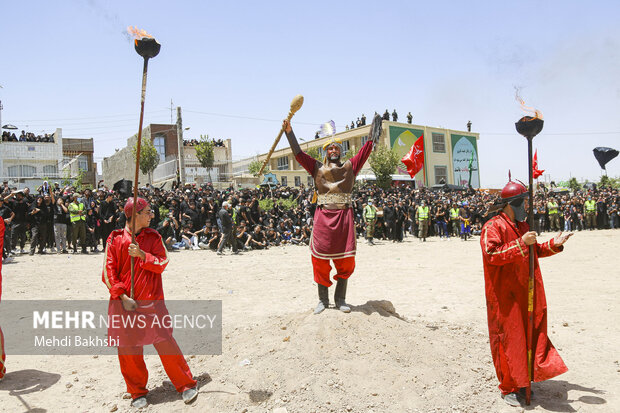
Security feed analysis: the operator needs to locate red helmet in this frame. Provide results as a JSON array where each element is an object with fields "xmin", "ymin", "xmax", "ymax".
[
  {"xmin": 500, "ymin": 180, "xmax": 528, "ymax": 201},
  {"xmin": 124, "ymin": 197, "xmax": 149, "ymax": 217}
]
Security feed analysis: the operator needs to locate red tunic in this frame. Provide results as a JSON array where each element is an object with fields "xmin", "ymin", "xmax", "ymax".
[
  {"xmin": 102, "ymin": 227, "xmax": 172, "ymax": 346},
  {"xmin": 296, "ymin": 140, "xmax": 373, "ymax": 260},
  {"xmin": 480, "ymin": 212, "xmax": 568, "ymax": 394},
  {"xmin": 1, "ymin": 218, "xmax": 5, "ymax": 378}
]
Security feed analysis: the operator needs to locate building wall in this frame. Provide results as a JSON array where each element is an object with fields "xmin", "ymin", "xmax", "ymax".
[
  {"xmin": 62, "ymin": 137, "xmax": 96, "ymax": 187},
  {"xmin": 0, "ymin": 128, "xmax": 64, "ymax": 184}
]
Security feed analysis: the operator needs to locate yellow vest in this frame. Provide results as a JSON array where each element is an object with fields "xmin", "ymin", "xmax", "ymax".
[
  {"xmin": 417, "ymin": 206, "xmax": 429, "ymax": 220},
  {"xmin": 364, "ymin": 205, "xmax": 376, "ymax": 220},
  {"xmin": 547, "ymin": 201, "xmax": 558, "ymax": 215},
  {"xmin": 69, "ymin": 202, "xmax": 85, "ymax": 222},
  {"xmin": 450, "ymin": 208, "xmax": 459, "ymax": 219},
  {"xmin": 585, "ymin": 200, "xmax": 596, "ymax": 212}
]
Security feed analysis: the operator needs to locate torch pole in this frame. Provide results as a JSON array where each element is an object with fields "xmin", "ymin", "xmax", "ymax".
[
  {"xmin": 130, "ymin": 57, "xmax": 149, "ymax": 299},
  {"xmin": 526, "ymin": 135, "xmax": 535, "ymax": 405}
]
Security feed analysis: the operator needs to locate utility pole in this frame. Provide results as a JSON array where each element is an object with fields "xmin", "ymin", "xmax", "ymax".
[
  {"xmin": 170, "ymin": 99, "xmax": 174, "ymax": 124},
  {"xmin": 176, "ymin": 106, "xmax": 186, "ymax": 184}
]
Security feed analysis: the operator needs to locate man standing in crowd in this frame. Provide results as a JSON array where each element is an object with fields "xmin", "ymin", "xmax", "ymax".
[
  {"xmin": 217, "ymin": 201, "xmax": 238, "ymax": 255},
  {"xmin": 100, "ymin": 192, "xmax": 117, "ymax": 242},
  {"xmin": 69, "ymin": 194, "xmax": 87, "ymax": 254},
  {"xmin": 449, "ymin": 202, "xmax": 460, "ymax": 237},
  {"xmin": 5, "ymin": 191, "xmax": 28, "ymax": 254},
  {"xmin": 0, "ymin": 199, "xmax": 14, "ymax": 261},
  {"xmin": 416, "ymin": 200, "xmax": 430, "ymax": 242},
  {"xmin": 283, "ymin": 114, "xmax": 380, "ymax": 315},
  {"xmin": 363, "ymin": 199, "xmax": 377, "ymax": 245},
  {"xmin": 583, "ymin": 195, "xmax": 596, "ymax": 230},
  {"xmin": 547, "ymin": 197, "xmax": 560, "ymax": 232},
  {"xmin": 102, "ymin": 197, "xmax": 197, "ymax": 408},
  {"xmin": 53, "ymin": 196, "xmax": 69, "ymax": 254},
  {"xmin": 480, "ymin": 180, "xmax": 572, "ymax": 406}
]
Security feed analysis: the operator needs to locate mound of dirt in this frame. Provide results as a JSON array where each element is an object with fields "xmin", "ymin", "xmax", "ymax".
[{"xmin": 197, "ymin": 301, "xmax": 500, "ymax": 412}]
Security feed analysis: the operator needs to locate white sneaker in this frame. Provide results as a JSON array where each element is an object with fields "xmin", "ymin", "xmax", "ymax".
[{"xmin": 3, "ymin": 256, "xmax": 14, "ymax": 263}]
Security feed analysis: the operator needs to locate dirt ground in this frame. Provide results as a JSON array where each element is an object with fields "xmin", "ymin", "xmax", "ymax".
[{"xmin": 0, "ymin": 230, "xmax": 617, "ymax": 413}]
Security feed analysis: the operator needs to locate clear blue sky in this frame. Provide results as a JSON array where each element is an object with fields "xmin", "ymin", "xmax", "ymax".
[{"xmin": 1, "ymin": 0, "xmax": 619, "ymax": 187}]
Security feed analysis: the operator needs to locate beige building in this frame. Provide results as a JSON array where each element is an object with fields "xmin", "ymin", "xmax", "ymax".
[
  {"xmin": 102, "ymin": 123, "xmax": 233, "ymax": 188},
  {"xmin": 256, "ymin": 120, "xmax": 480, "ymax": 188}
]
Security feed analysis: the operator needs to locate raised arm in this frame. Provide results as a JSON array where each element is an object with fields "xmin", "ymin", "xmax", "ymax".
[{"xmin": 283, "ymin": 119, "xmax": 318, "ymax": 176}]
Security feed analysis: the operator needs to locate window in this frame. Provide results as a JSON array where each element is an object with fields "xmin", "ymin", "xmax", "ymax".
[
  {"xmin": 78, "ymin": 155, "xmax": 89, "ymax": 171},
  {"xmin": 281, "ymin": 176, "xmax": 287, "ymax": 186},
  {"xmin": 7, "ymin": 165, "xmax": 36, "ymax": 178},
  {"xmin": 43, "ymin": 165, "xmax": 58, "ymax": 175},
  {"xmin": 432, "ymin": 133, "xmax": 445, "ymax": 153},
  {"xmin": 294, "ymin": 176, "xmax": 301, "ymax": 187},
  {"xmin": 341, "ymin": 140, "xmax": 350, "ymax": 155},
  {"xmin": 307, "ymin": 176, "xmax": 313, "ymax": 187},
  {"xmin": 277, "ymin": 156, "xmax": 289, "ymax": 170},
  {"xmin": 153, "ymin": 135, "xmax": 166, "ymax": 162},
  {"xmin": 361, "ymin": 135, "xmax": 370, "ymax": 145},
  {"xmin": 434, "ymin": 166, "xmax": 447, "ymax": 184}
]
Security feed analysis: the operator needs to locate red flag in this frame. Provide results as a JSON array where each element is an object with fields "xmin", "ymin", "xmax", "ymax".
[
  {"xmin": 533, "ymin": 149, "xmax": 545, "ymax": 179},
  {"xmin": 401, "ymin": 135, "xmax": 424, "ymax": 178}
]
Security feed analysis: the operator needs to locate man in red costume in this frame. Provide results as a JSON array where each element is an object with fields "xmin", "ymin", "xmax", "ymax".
[
  {"xmin": 102, "ymin": 197, "xmax": 197, "ymax": 408},
  {"xmin": 0, "ymin": 217, "xmax": 6, "ymax": 381},
  {"xmin": 480, "ymin": 180, "xmax": 572, "ymax": 406},
  {"xmin": 283, "ymin": 115, "xmax": 381, "ymax": 314}
]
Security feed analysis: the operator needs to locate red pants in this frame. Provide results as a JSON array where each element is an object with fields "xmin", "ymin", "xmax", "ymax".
[
  {"xmin": 311, "ymin": 256, "xmax": 355, "ymax": 287},
  {"xmin": 117, "ymin": 338, "xmax": 196, "ymax": 399}
]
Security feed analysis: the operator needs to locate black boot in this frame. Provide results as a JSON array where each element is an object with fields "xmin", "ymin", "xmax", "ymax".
[
  {"xmin": 314, "ymin": 284, "xmax": 329, "ymax": 315},
  {"xmin": 334, "ymin": 278, "xmax": 351, "ymax": 313}
]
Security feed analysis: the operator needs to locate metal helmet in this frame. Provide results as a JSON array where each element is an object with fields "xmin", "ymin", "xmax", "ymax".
[{"xmin": 500, "ymin": 180, "xmax": 528, "ymax": 202}]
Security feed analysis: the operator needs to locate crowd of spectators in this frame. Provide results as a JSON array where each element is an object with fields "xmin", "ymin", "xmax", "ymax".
[
  {"xmin": 1, "ymin": 178, "xmax": 618, "ymax": 263},
  {"xmin": 183, "ymin": 138, "xmax": 225, "ymax": 147},
  {"xmin": 1, "ymin": 130, "xmax": 55, "ymax": 143}
]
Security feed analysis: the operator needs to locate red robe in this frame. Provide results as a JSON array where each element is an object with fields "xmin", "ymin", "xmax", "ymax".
[
  {"xmin": 296, "ymin": 140, "xmax": 374, "ymax": 260},
  {"xmin": 102, "ymin": 227, "xmax": 172, "ymax": 347},
  {"xmin": 480, "ymin": 212, "xmax": 568, "ymax": 394},
  {"xmin": 0, "ymin": 218, "xmax": 5, "ymax": 379}
]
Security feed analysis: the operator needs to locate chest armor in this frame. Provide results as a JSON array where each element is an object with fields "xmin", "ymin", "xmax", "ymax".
[{"xmin": 315, "ymin": 161, "xmax": 354, "ymax": 195}]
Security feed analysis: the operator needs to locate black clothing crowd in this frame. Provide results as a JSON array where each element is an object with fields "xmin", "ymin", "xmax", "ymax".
[{"xmin": 1, "ymin": 179, "xmax": 618, "ymax": 262}]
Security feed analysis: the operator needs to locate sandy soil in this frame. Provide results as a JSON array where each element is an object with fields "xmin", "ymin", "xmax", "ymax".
[{"xmin": 0, "ymin": 230, "xmax": 618, "ymax": 413}]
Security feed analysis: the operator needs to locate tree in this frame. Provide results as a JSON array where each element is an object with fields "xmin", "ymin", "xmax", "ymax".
[
  {"xmin": 249, "ymin": 160, "xmax": 268, "ymax": 177},
  {"xmin": 195, "ymin": 134, "xmax": 215, "ymax": 182},
  {"xmin": 369, "ymin": 145, "xmax": 399, "ymax": 189},
  {"xmin": 568, "ymin": 177, "xmax": 581, "ymax": 192},
  {"xmin": 132, "ymin": 136, "xmax": 160, "ymax": 184},
  {"xmin": 306, "ymin": 146, "xmax": 321, "ymax": 161}
]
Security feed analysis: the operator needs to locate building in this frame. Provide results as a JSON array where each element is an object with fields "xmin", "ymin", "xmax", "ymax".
[
  {"xmin": 1, "ymin": 128, "xmax": 60, "ymax": 189},
  {"xmin": 62, "ymin": 137, "xmax": 97, "ymax": 188},
  {"xmin": 102, "ymin": 123, "xmax": 233, "ymax": 188},
  {"xmin": 255, "ymin": 120, "xmax": 480, "ymax": 188}
]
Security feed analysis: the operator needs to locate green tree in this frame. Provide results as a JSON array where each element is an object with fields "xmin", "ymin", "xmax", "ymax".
[
  {"xmin": 132, "ymin": 136, "xmax": 160, "ymax": 184},
  {"xmin": 306, "ymin": 146, "xmax": 321, "ymax": 161},
  {"xmin": 249, "ymin": 160, "xmax": 268, "ymax": 177},
  {"xmin": 568, "ymin": 177, "xmax": 581, "ymax": 192},
  {"xmin": 195, "ymin": 134, "xmax": 215, "ymax": 182},
  {"xmin": 369, "ymin": 145, "xmax": 399, "ymax": 189}
]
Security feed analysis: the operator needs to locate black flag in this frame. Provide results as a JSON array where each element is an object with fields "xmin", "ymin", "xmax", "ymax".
[{"xmin": 593, "ymin": 147, "xmax": 619, "ymax": 170}]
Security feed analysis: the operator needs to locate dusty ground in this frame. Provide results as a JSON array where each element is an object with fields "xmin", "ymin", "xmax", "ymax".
[{"xmin": 0, "ymin": 230, "xmax": 617, "ymax": 413}]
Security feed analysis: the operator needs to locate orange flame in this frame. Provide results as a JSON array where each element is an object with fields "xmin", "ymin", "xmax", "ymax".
[
  {"xmin": 515, "ymin": 88, "xmax": 543, "ymax": 120},
  {"xmin": 127, "ymin": 26, "xmax": 154, "ymax": 46}
]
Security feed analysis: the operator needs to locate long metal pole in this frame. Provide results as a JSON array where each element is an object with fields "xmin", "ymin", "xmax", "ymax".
[
  {"xmin": 526, "ymin": 135, "xmax": 535, "ymax": 405},
  {"xmin": 130, "ymin": 57, "xmax": 149, "ymax": 299}
]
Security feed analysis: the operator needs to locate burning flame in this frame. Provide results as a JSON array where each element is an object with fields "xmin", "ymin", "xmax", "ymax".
[
  {"xmin": 127, "ymin": 26, "xmax": 154, "ymax": 46},
  {"xmin": 514, "ymin": 88, "xmax": 543, "ymax": 120}
]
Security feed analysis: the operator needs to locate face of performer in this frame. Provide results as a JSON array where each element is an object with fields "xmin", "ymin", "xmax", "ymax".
[
  {"xmin": 131, "ymin": 206, "xmax": 154, "ymax": 231},
  {"xmin": 326, "ymin": 144, "xmax": 341, "ymax": 162}
]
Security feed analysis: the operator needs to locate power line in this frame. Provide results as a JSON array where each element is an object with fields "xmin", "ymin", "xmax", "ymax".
[{"xmin": 10, "ymin": 110, "xmax": 168, "ymax": 123}]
